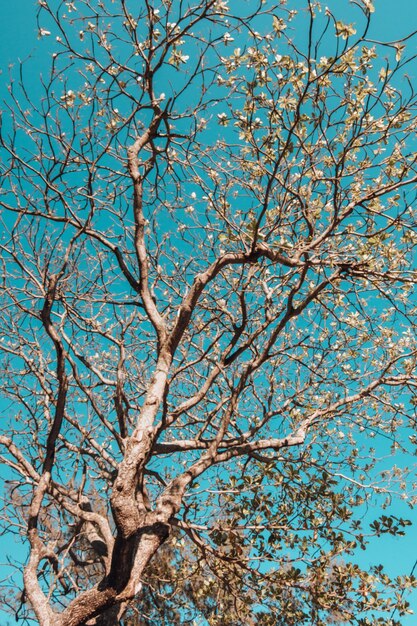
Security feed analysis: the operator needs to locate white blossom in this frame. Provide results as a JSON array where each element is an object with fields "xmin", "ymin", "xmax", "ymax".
[{"xmin": 223, "ymin": 32, "xmax": 234, "ymax": 44}]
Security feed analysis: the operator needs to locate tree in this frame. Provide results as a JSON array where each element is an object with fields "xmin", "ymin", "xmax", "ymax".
[{"xmin": 1, "ymin": 0, "xmax": 417, "ymax": 623}]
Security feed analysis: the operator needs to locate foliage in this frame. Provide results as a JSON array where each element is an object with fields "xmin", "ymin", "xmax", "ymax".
[{"xmin": 1, "ymin": 0, "xmax": 417, "ymax": 624}]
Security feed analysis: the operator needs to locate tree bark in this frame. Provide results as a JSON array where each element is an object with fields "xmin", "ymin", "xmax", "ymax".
[
  {"xmin": 57, "ymin": 519, "xmax": 170, "ymax": 626},
  {"xmin": 88, "ymin": 604, "xmax": 124, "ymax": 626}
]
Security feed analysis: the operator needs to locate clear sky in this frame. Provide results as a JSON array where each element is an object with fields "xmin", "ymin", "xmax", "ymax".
[{"xmin": 1, "ymin": 1, "xmax": 417, "ymax": 624}]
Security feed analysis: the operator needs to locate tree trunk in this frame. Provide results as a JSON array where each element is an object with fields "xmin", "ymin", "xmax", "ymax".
[{"xmin": 89, "ymin": 604, "xmax": 124, "ymax": 626}]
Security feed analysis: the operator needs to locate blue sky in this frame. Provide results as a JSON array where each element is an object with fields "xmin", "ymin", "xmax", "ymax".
[{"xmin": 2, "ymin": 0, "xmax": 417, "ymax": 623}]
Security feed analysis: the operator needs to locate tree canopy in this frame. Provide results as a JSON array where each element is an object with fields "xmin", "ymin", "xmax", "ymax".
[{"xmin": 1, "ymin": 0, "xmax": 417, "ymax": 624}]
